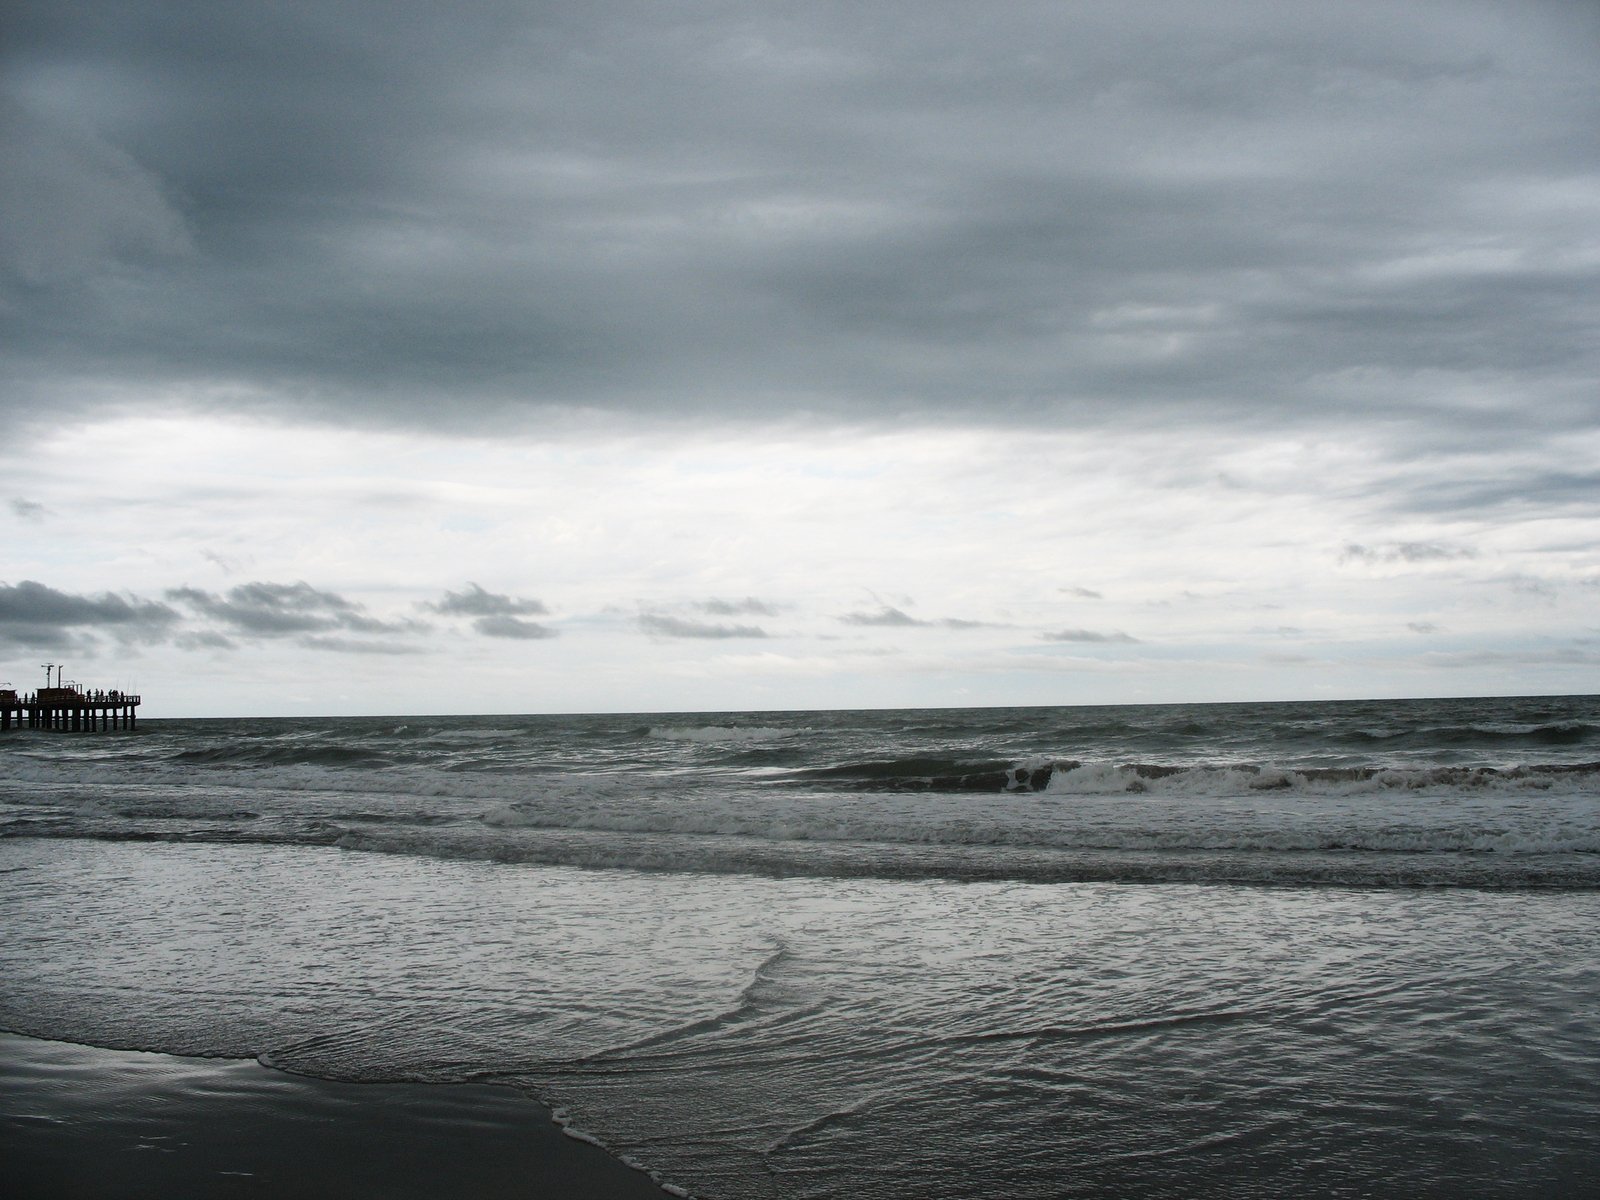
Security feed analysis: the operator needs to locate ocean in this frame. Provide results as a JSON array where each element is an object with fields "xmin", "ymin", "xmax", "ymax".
[{"xmin": 3, "ymin": 694, "xmax": 1599, "ymax": 1197}]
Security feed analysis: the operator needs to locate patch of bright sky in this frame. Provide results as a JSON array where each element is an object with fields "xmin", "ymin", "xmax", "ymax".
[{"xmin": 4, "ymin": 410, "xmax": 1596, "ymax": 715}]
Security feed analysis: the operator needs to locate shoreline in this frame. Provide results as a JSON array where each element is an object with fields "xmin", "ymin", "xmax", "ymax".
[{"xmin": 0, "ymin": 1030, "xmax": 669, "ymax": 1199}]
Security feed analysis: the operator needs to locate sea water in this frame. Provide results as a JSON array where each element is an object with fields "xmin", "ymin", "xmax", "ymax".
[{"xmin": 2, "ymin": 696, "xmax": 1598, "ymax": 1197}]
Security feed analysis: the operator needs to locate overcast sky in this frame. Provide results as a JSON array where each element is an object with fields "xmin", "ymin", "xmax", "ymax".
[{"xmin": 2, "ymin": 0, "xmax": 1597, "ymax": 716}]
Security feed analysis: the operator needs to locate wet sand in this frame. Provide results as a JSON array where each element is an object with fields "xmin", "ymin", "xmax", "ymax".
[{"xmin": 0, "ymin": 1031, "xmax": 667, "ymax": 1199}]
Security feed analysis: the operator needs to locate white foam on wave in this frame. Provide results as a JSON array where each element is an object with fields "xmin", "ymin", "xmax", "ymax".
[{"xmin": 1044, "ymin": 761, "xmax": 1598, "ymax": 798}]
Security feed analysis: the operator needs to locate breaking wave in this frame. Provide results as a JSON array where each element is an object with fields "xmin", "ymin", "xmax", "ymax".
[{"xmin": 786, "ymin": 756, "xmax": 1600, "ymax": 797}]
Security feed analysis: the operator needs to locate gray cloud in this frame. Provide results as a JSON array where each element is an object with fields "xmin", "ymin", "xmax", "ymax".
[
  {"xmin": 696, "ymin": 598, "xmax": 780, "ymax": 617},
  {"xmin": 1040, "ymin": 629, "xmax": 1141, "ymax": 644},
  {"xmin": 839, "ymin": 606, "xmax": 925, "ymax": 628},
  {"xmin": 167, "ymin": 581, "xmax": 420, "ymax": 641},
  {"xmin": 1060, "ymin": 587, "xmax": 1104, "ymax": 600},
  {"xmin": 1341, "ymin": 541, "xmax": 1476, "ymax": 564},
  {"xmin": 837, "ymin": 606, "xmax": 991, "ymax": 630},
  {"xmin": 176, "ymin": 630, "xmax": 237, "ymax": 651},
  {"xmin": 0, "ymin": 95, "xmax": 192, "ymax": 290},
  {"xmin": 0, "ymin": 580, "xmax": 179, "ymax": 652},
  {"xmin": 427, "ymin": 583, "xmax": 549, "ymax": 618},
  {"xmin": 0, "ymin": 626, "xmax": 74, "ymax": 653},
  {"xmin": 423, "ymin": 584, "xmax": 556, "ymax": 638},
  {"xmin": 1382, "ymin": 469, "xmax": 1600, "ymax": 518},
  {"xmin": 1419, "ymin": 645, "xmax": 1600, "ymax": 669},
  {"xmin": 1502, "ymin": 575, "xmax": 1559, "ymax": 599},
  {"xmin": 640, "ymin": 614, "xmax": 768, "ymax": 640},
  {"xmin": 201, "ymin": 550, "xmax": 243, "ymax": 575},
  {"xmin": 2, "ymin": 0, "xmax": 1595, "ymax": 464},
  {"xmin": 299, "ymin": 636, "xmax": 424, "ymax": 655},
  {"xmin": 9, "ymin": 498, "xmax": 47, "ymax": 520},
  {"xmin": 472, "ymin": 615, "xmax": 558, "ymax": 640}
]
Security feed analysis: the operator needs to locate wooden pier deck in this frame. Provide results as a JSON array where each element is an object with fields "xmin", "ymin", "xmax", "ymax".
[{"xmin": 1, "ymin": 687, "xmax": 141, "ymax": 731}]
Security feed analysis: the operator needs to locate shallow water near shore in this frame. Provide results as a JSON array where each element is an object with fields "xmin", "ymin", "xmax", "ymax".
[{"xmin": 4, "ymin": 696, "xmax": 1599, "ymax": 1196}]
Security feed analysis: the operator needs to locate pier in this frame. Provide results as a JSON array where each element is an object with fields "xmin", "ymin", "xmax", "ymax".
[{"xmin": 1, "ymin": 669, "xmax": 140, "ymax": 731}]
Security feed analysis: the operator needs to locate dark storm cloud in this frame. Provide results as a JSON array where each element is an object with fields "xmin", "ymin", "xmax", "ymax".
[
  {"xmin": 0, "ymin": 579, "xmax": 179, "ymax": 652},
  {"xmin": 3, "ymin": 0, "xmax": 1596, "ymax": 460},
  {"xmin": 167, "ymin": 581, "xmax": 422, "ymax": 641},
  {"xmin": 639, "ymin": 614, "xmax": 768, "ymax": 640}
]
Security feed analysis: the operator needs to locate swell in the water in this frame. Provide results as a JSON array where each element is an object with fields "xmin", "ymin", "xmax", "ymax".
[
  {"xmin": 8, "ymin": 812, "xmax": 1596, "ymax": 889},
  {"xmin": 1335, "ymin": 721, "xmax": 1599, "ymax": 748}
]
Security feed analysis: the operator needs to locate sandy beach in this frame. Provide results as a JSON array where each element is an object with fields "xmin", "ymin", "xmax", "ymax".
[{"xmin": 0, "ymin": 1031, "xmax": 666, "ymax": 1199}]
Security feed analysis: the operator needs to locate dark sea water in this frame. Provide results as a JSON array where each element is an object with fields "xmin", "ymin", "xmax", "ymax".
[{"xmin": 3, "ymin": 695, "xmax": 1599, "ymax": 1196}]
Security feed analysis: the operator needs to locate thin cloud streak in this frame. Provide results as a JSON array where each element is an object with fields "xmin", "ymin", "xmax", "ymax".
[
  {"xmin": 1040, "ymin": 630, "xmax": 1142, "ymax": 645},
  {"xmin": 640, "ymin": 615, "xmax": 770, "ymax": 640}
]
